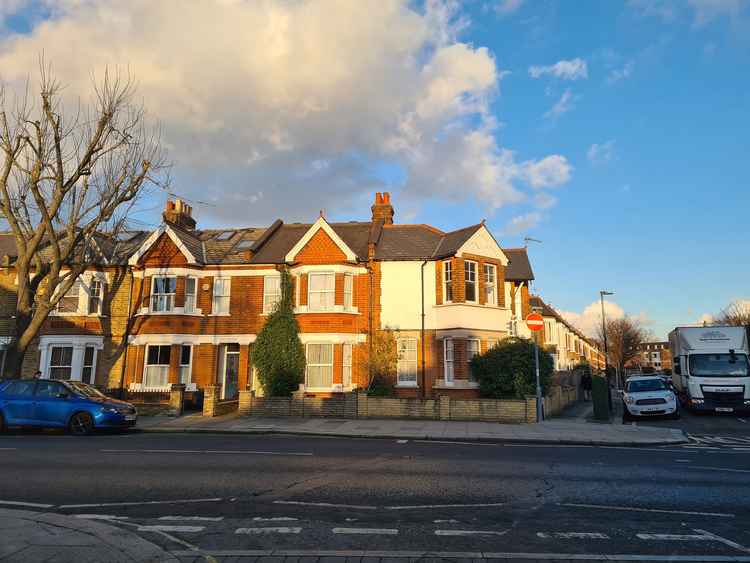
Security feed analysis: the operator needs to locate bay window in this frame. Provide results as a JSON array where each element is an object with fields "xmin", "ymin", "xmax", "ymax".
[
  {"xmin": 151, "ymin": 277, "xmax": 176, "ymax": 312},
  {"xmin": 443, "ymin": 261, "xmax": 453, "ymax": 303},
  {"xmin": 467, "ymin": 339, "xmax": 480, "ymax": 382},
  {"xmin": 184, "ymin": 277, "xmax": 197, "ymax": 313},
  {"xmin": 483, "ymin": 264, "xmax": 496, "ymax": 306},
  {"xmin": 343, "ymin": 343, "xmax": 352, "ymax": 388},
  {"xmin": 465, "ymin": 260, "xmax": 477, "ymax": 303},
  {"xmin": 308, "ymin": 272, "xmax": 335, "ymax": 311},
  {"xmin": 49, "ymin": 346, "xmax": 73, "ymax": 380},
  {"xmin": 179, "ymin": 345, "xmax": 192, "ymax": 384},
  {"xmin": 343, "ymin": 274, "xmax": 353, "ymax": 309},
  {"xmin": 444, "ymin": 339, "xmax": 454, "ymax": 383},
  {"xmin": 81, "ymin": 346, "xmax": 96, "ymax": 384},
  {"xmin": 306, "ymin": 343, "xmax": 333, "ymax": 389},
  {"xmin": 144, "ymin": 345, "xmax": 171, "ymax": 388}
]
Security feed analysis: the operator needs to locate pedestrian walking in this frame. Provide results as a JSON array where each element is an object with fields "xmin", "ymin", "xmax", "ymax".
[{"xmin": 581, "ymin": 372, "xmax": 592, "ymax": 401}]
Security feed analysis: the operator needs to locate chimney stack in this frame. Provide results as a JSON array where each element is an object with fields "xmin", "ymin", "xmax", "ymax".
[
  {"xmin": 371, "ymin": 191, "xmax": 394, "ymax": 225},
  {"xmin": 163, "ymin": 198, "xmax": 196, "ymax": 231}
]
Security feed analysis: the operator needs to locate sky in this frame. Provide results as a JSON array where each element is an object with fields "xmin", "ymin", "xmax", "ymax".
[{"xmin": 0, "ymin": 0, "xmax": 748, "ymax": 340}]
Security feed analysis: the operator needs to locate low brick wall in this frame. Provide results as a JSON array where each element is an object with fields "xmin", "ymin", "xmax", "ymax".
[
  {"xmin": 542, "ymin": 385, "xmax": 577, "ymax": 417},
  {"xmin": 238, "ymin": 390, "xmax": 556, "ymax": 423}
]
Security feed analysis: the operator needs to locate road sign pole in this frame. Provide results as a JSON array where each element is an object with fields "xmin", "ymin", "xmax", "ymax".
[{"xmin": 534, "ymin": 338, "xmax": 542, "ymax": 422}]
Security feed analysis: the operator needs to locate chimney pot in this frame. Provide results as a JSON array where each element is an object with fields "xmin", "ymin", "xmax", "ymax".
[
  {"xmin": 163, "ymin": 197, "xmax": 197, "ymax": 230},
  {"xmin": 370, "ymin": 191, "xmax": 394, "ymax": 225}
]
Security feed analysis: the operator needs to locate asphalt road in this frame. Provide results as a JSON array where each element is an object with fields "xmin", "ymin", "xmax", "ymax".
[{"xmin": 1, "ymin": 429, "xmax": 750, "ymax": 562}]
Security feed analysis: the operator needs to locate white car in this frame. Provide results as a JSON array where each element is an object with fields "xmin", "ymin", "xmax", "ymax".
[{"xmin": 622, "ymin": 375, "xmax": 680, "ymax": 421}]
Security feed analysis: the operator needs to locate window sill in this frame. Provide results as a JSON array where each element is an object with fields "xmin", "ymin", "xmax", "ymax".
[
  {"xmin": 433, "ymin": 380, "xmax": 479, "ymax": 389},
  {"xmin": 137, "ymin": 307, "xmax": 204, "ymax": 317},
  {"xmin": 395, "ymin": 383, "xmax": 419, "ymax": 388},
  {"xmin": 435, "ymin": 303, "xmax": 508, "ymax": 310},
  {"xmin": 294, "ymin": 306, "xmax": 359, "ymax": 315},
  {"xmin": 208, "ymin": 312, "xmax": 231, "ymax": 317}
]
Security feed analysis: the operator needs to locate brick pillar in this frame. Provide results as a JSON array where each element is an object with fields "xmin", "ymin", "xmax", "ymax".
[
  {"xmin": 239, "ymin": 389, "xmax": 254, "ymax": 416},
  {"xmin": 169, "ymin": 344, "xmax": 180, "ymax": 384},
  {"xmin": 203, "ymin": 384, "xmax": 221, "ymax": 417},
  {"xmin": 439, "ymin": 395, "xmax": 451, "ymax": 420},
  {"xmin": 170, "ymin": 383, "xmax": 186, "ymax": 417}
]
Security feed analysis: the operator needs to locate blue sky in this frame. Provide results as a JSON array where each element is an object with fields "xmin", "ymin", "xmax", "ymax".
[{"xmin": 1, "ymin": 0, "xmax": 748, "ymax": 338}]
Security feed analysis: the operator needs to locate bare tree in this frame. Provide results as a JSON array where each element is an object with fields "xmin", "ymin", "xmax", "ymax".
[
  {"xmin": 714, "ymin": 301, "xmax": 750, "ymax": 327},
  {"xmin": 0, "ymin": 61, "xmax": 168, "ymax": 377},
  {"xmin": 597, "ymin": 316, "xmax": 647, "ymax": 380}
]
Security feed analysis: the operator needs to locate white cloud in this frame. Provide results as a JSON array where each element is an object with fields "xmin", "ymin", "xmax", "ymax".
[
  {"xmin": 521, "ymin": 155, "xmax": 572, "ymax": 188},
  {"xmin": 495, "ymin": 0, "xmax": 524, "ymax": 16},
  {"xmin": 529, "ymin": 58, "xmax": 588, "ymax": 80},
  {"xmin": 607, "ymin": 61, "xmax": 634, "ymax": 84},
  {"xmin": 689, "ymin": 0, "xmax": 746, "ymax": 25},
  {"xmin": 533, "ymin": 192, "xmax": 557, "ymax": 209},
  {"xmin": 587, "ymin": 140, "xmax": 616, "ymax": 164},
  {"xmin": 505, "ymin": 211, "xmax": 541, "ymax": 235},
  {"xmin": 544, "ymin": 88, "xmax": 575, "ymax": 119},
  {"xmin": 0, "ymin": 0, "xmax": 573, "ymax": 224},
  {"xmin": 629, "ymin": 0, "xmax": 747, "ymax": 26},
  {"xmin": 561, "ymin": 300, "xmax": 653, "ymax": 338},
  {"xmin": 698, "ymin": 312, "xmax": 714, "ymax": 325}
]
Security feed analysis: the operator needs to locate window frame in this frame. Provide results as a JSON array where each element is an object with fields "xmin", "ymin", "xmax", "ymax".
[
  {"xmin": 81, "ymin": 345, "xmax": 97, "ymax": 384},
  {"xmin": 151, "ymin": 276, "xmax": 176, "ymax": 313},
  {"xmin": 483, "ymin": 263, "xmax": 497, "ymax": 306},
  {"xmin": 343, "ymin": 273, "xmax": 354, "ymax": 310},
  {"xmin": 212, "ymin": 277, "xmax": 231, "ymax": 315},
  {"xmin": 444, "ymin": 338, "xmax": 454, "ymax": 383},
  {"xmin": 396, "ymin": 337, "xmax": 418, "ymax": 387},
  {"xmin": 342, "ymin": 343, "xmax": 353, "ymax": 388},
  {"xmin": 184, "ymin": 276, "xmax": 197, "ymax": 314},
  {"xmin": 49, "ymin": 346, "xmax": 74, "ymax": 380},
  {"xmin": 144, "ymin": 344, "xmax": 172, "ymax": 388},
  {"xmin": 263, "ymin": 275, "xmax": 282, "ymax": 314},
  {"xmin": 88, "ymin": 279, "xmax": 103, "ymax": 315},
  {"xmin": 307, "ymin": 272, "xmax": 335, "ymax": 312},
  {"xmin": 56, "ymin": 280, "xmax": 82, "ymax": 314},
  {"xmin": 305, "ymin": 342, "xmax": 334, "ymax": 390},
  {"xmin": 464, "ymin": 260, "xmax": 478, "ymax": 303},
  {"xmin": 466, "ymin": 338, "xmax": 480, "ymax": 382},
  {"xmin": 179, "ymin": 345, "xmax": 192, "ymax": 385},
  {"xmin": 443, "ymin": 260, "xmax": 453, "ymax": 303}
]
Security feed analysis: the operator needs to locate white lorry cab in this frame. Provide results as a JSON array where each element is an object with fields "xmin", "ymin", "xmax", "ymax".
[{"xmin": 669, "ymin": 326, "xmax": 750, "ymax": 413}]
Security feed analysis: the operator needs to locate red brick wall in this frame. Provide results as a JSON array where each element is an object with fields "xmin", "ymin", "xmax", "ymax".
[{"xmin": 294, "ymin": 229, "xmax": 348, "ymax": 264}]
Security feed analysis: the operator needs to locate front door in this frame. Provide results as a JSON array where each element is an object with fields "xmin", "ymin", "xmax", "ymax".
[{"xmin": 221, "ymin": 344, "xmax": 240, "ymax": 400}]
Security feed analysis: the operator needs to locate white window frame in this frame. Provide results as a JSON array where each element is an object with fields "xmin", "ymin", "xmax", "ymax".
[
  {"xmin": 151, "ymin": 276, "xmax": 176, "ymax": 313},
  {"xmin": 212, "ymin": 277, "xmax": 231, "ymax": 315},
  {"xmin": 466, "ymin": 338, "xmax": 480, "ymax": 382},
  {"xmin": 544, "ymin": 320, "xmax": 554, "ymax": 344},
  {"xmin": 144, "ymin": 344, "xmax": 171, "ymax": 389},
  {"xmin": 444, "ymin": 338, "xmax": 454, "ymax": 384},
  {"xmin": 184, "ymin": 276, "xmax": 197, "ymax": 314},
  {"xmin": 305, "ymin": 342, "xmax": 334, "ymax": 390},
  {"xmin": 179, "ymin": 345, "xmax": 192, "ymax": 385},
  {"xmin": 443, "ymin": 260, "xmax": 453, "ymax": 303},
  {"xmin": 49, "ymin": 346, "xmax": 74, "ymax": 380},
  {"xmin": 263, "ymin": 275, "xmax": 282, "ymax": 314},
  {"xmin": 55, "ymin": 280, "xmax": 82, "ymax": 314},
  {"xmin": 396, "ymin": 337, "xmax": 418, "ymax": 387},
  {"xmin": 307, "ymin": 272, "xmax": 335, "ymax": 312},
  {"xmin": 483, "ymin": 263, "xmax": 497, "ymax": 306},
  {"xmin": 343, "ymin": 274, "xmax": 353, "ymax": 310},
  {"xmin": 464, "ymin": 260, "xmax": 478, "ymax": 303},
  {"xmin": 87, "ymin": 280, "xmax": 103, "ymax": 315},
  {"xmin": 343, "ymin": 343, "xmax": 353, "ymax": 388},
  {"xmin": 81, "ymin": 345, "xmax": 97, "ymax": 384}
]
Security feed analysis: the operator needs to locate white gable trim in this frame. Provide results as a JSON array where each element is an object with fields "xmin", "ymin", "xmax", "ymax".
[
  {"xmin": 456, "ymin": 225, "xmax": 508, "ymax": 265},
  {"xmin": 284, "ymin": 216, "xmax": 357, "ymax": 263},
  {"xmin": 128, "ymin": 225, "xmax": 198, "ymax": 266}
]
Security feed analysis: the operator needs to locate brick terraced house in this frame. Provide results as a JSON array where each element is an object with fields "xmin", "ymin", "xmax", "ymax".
[{"xmin": 0, "ymin": 192, "xmax": 602, "ymax": 401}]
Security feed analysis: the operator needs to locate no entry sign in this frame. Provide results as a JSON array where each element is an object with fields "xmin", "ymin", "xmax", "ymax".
[{"xmin": 526, "ymin": 312, "xmax": 544, "ymax": 331}]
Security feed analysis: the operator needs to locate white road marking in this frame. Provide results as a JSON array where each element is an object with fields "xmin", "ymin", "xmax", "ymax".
[
  {"xmin": 694, "ymin": 528, "xmax": 750, "ymax": 554},
  {"xmin": 273, "ymin": 500, "xmax": 377, "ymax": 510},
  {"xmin": 117, "ymin": 520, "xmax": 202, "ymax": 552},
  {"xmin": 675, "ymin": 459, "xmax": 692, "ymax": 463},
  {"xmin": 138, "ymin": 525, "xmax": 205, "ymax": 533},
  {"xmin": 733, "ymin": 448, "xmax": 750, "ymax": 451},
  {"xmin": 738, "ymin": 418, "xmax": 747, "ymax": 423},
  {"xmin": 537, "ymin": 532, "xmax": 610, "ymax": 539},
  {"xmin": 386, "ymin": 502, "xmax": 505, "ymax": 510},
  {"xmin": 0, "ymin": 500, "xmax": 54, "ymax": 508},
  {"xmin": 637, "ymin": 533, "xmax": 710, "ymax": 541},
  {"xmin": 332, "ymin": 527, "xmax": 398, "ymax": 535},
  {"xmin": 435, "ymin": 529, "xmax": 507, "ymax": 536},
  {"xmin": 687, "ymin": 465, "xmax": 750, "ymax": 474},
  {"xmin": 235, "ymin": 527, "xmax": 302, "ymax": 534},
  {"xmin": 74, "ymin": 514, "xmax": 129, "ymax": 521},
  {"xmin": 59, "ymin": 498, "xmax": 222, "ymax": 509},
  {"xmin": 434, "ymin": 519, "xmax": 459, "ymax": 523},
  {"xmin": 158, "ymin": 516, "xmax": 224, "ymax": 522},
  {"xmin": 414, "ymin": 440, "xmax": 497, "ymax": 447},
  {"xmin": 0, "ymin": 448, "xmax": 17, "ymax": 450},
  {"xmin": 396, "ymin": 440, "xmax": 408, "ymax": 444},
  {"xmin": 559, "ymin": 502, "xmax": 734, "ymax": 518},
  {"xmin": 100, "ymin": 448, "xmax": 312, "ymax": 456},
  {"xmin": 252, "ymin": 517, "xmax": 298, "ymax": 522}
]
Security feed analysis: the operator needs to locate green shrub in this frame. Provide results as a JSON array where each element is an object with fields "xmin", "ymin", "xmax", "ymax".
[
  {"xmin": 251, "ymin": 269, "xmax": 306, "ymax": 397},
  {"xmin": 471, "ymin": 337, "xmax": 554, "ymax": 399},
  {"xmin": 360, "ymin": 328, "xmax": 398, "ymax": 396}
]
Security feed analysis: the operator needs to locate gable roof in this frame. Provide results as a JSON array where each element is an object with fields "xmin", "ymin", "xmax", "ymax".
[
  {"xmin": 503, "ymin": 247, "xmax": 535, "ymax": 281},
  {"xmin": 374, "ymin": 225, "xmax": 444, "ymax": 260},
  {"xmin": 433, "ymin": 224, "xmax": 482, "ymax": 259}
]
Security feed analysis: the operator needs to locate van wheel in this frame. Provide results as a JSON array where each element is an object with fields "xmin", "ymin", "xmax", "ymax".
[{"xmin": 68, "ymin": 412, "xmax": 94, "ymax": 436}]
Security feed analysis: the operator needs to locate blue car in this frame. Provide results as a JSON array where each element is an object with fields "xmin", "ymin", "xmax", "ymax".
[{"xmin": 0, "ymin": 379, "xmax": 137, "ymax": 435}]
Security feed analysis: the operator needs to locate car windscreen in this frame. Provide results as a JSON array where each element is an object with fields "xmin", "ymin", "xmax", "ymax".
[
  {"xmin": 627, "ymin": 379, "xmax": 666, "ymax": 393},
  {"xmin": 689, "ymin": 353, "xmax": 750, "ymax": 377},
  {"xmin": 66, "ymin": 381, "xmax": 107, "ymax": 398}
]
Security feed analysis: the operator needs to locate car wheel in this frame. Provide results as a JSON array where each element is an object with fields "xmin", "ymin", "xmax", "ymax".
[{"xmin": 68, "ymin": 412, "xmax": 94, "ymax": 436}]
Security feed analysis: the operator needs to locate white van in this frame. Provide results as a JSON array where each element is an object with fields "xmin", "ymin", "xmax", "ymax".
[{"xmin": 669, "ymin": 326, "xmax": 750, "ymax": 413}]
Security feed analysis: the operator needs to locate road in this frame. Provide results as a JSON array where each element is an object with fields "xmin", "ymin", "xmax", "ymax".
[{"xmin": 1, "ymin": 428, "xmax": 750, "ymax": 562}]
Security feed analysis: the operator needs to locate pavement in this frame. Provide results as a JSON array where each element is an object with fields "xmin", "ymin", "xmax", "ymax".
[
  {"xmin": 0, "ymin": 507, "xmax": 177, "ymax": 562},
  {"xmin": 136, "ymin": 401, "xmax": 687, "ymax": 446}
]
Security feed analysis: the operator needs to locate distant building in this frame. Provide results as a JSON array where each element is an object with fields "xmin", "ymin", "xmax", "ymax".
[{"xmin": 635, "ymin": 341, "xmax": 672, "ymax": 372}]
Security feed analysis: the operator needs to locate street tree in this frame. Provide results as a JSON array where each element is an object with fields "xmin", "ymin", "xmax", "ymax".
[
  {"xmin": 714, "ymin": 300, "xmax": 750, "ymax": 327},
  {"xmin": 361, "ymin": 328, "xmax": 398, "ymax": 396},
  {"xmin": 0, "ymin": 62, "xmax": 168, "ymax": 376},
  {"xmin": 597, "ymin": 316, "xmax": 647, "ymax": 380},
  {"xmin": 252, "ymin": 269, "xmax": 306, "ymax": 397}
]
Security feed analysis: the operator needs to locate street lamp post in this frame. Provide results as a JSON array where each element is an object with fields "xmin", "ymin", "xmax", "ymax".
[{"xmin": 600, "ymin": 290, "xmax": 614, "ymax": 386}]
